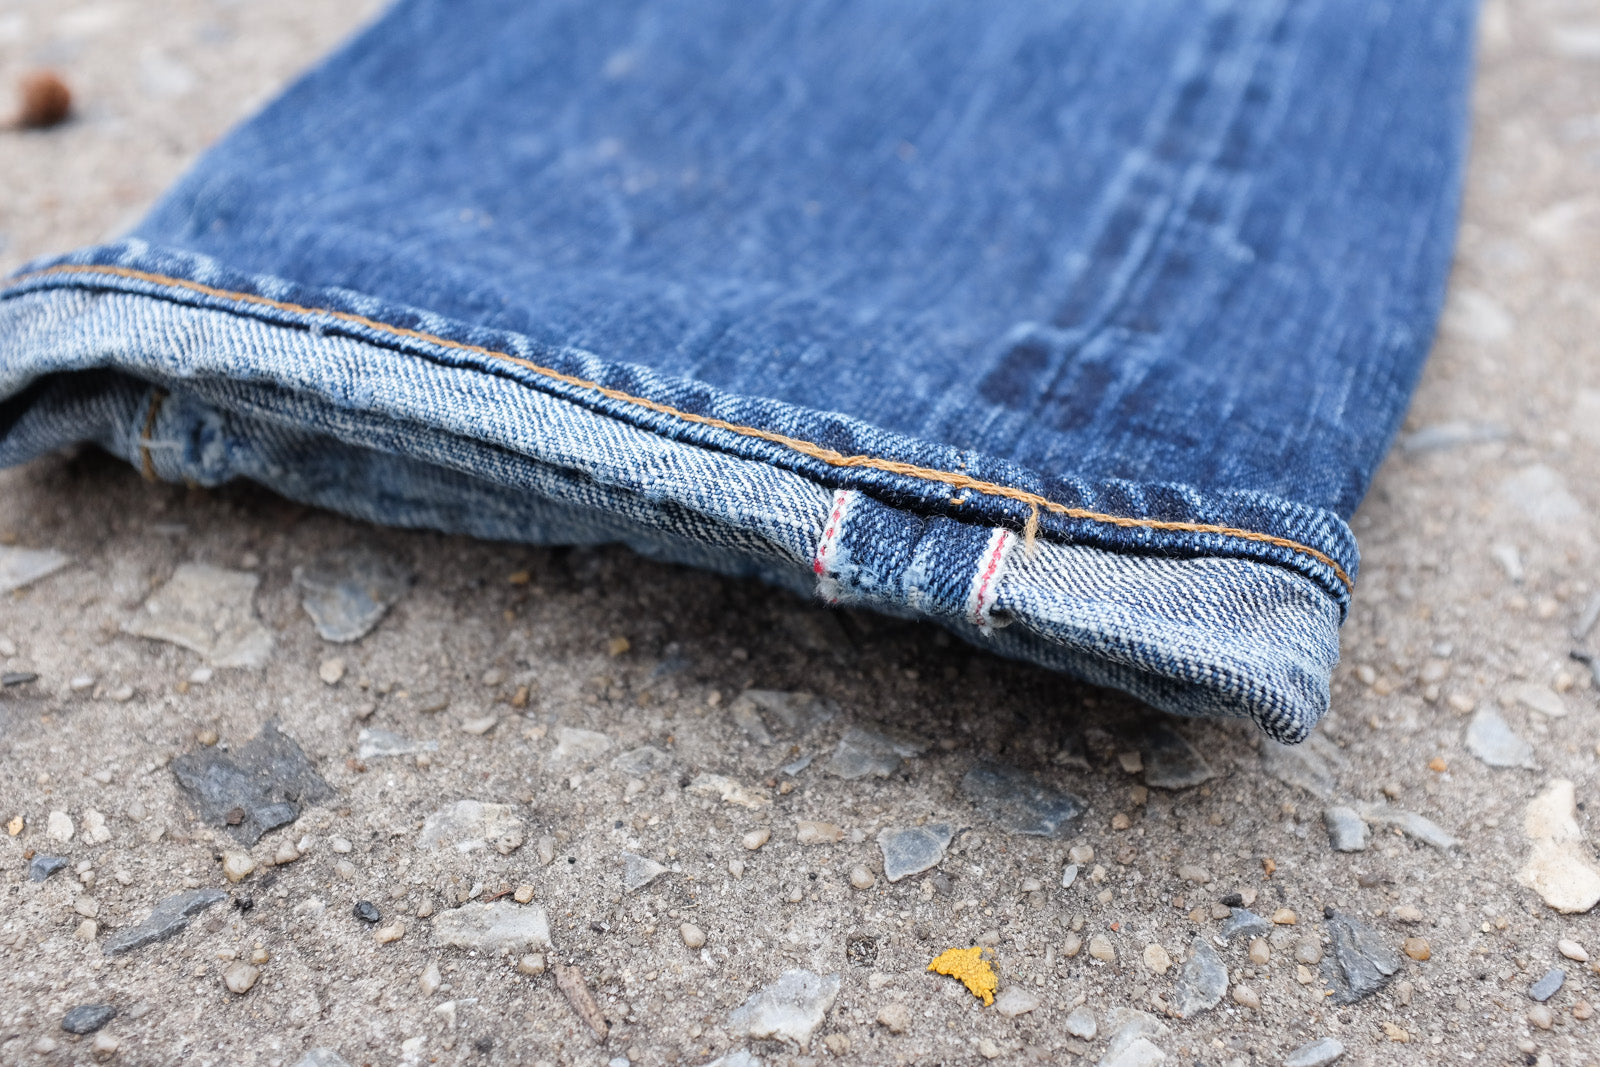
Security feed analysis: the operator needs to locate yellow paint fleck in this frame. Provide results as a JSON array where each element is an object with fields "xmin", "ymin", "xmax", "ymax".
[{"xmin": 928, "ymin": 946, "xmax": 997, "ymax": 1006}]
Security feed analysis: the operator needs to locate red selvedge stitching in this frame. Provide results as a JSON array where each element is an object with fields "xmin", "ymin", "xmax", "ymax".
[
  {"xmin": 814, "ymin": 488, "xmax": 851, "ymax": 576},
  {"xmin": 969, "ymin": 528, "xmax": 1012, "ymax": 628}
]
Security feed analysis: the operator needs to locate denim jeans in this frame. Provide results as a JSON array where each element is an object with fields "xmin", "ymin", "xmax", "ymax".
[{"xmin": 0, "ymin": 0, "xmax": 1475, "ymax": 742}]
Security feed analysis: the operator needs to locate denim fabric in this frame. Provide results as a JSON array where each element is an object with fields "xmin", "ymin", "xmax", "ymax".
[{"xmin": 0, "ymin": 0, "xmax": 1475, "ymax": 741}]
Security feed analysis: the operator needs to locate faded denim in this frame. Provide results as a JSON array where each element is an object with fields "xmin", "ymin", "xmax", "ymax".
[{"xmin": 0, "ymin": 0, "xmax": 1476, "ymax": 741}]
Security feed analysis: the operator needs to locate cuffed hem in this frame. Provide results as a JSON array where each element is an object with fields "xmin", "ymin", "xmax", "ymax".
[{"xmin": 0, "ymin": 252, "xmax": 1345, "ymax": 740}]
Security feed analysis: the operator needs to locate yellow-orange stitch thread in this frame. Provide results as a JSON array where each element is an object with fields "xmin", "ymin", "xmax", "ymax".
[{"xmin": 9, "ymin": 264, "xmax": 1352, "ymax": 592}]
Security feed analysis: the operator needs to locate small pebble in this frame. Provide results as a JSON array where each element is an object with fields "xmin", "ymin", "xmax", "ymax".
[
  {"xmin": 1295, "ymin": 938, "xmax": 1324, "ymax": 965},
  {"xmin": 1392, "ymin": 905, "xmax": 1424, "ymax": 923},
  {"xmin": 1063, "ymin": 1006, "xmax": 1097, "ymax": 1039},
  {"xmin": 223, "ymin": 962, "xmax": 260, "ymax": 994},
  {"xmin": 1402, "ymin": 937, "xmax": 1431, "ymax": 961},
  {"xmin": 1111, "ymin": 813, "xmax": 1131, "ymax": 830},
  {"xmin": 221, "ymin": 851, "xmax": 256, "ymax": 883},
  {"xmin": 518, "ymin": 953, "xmax": 546, "ymax": 975},
  {"xmin": 60, "ymin": 1004, "xmax": 116, "ymax": 1034},
  {"xmin": 1232, "ymin": 983, "xmax": 1261, "ymax": 1009},
  {"xmin": 330, "ymin": 836, "xmax": 352, "ymax": 853},
  {"xmin": 513, "ymin": 884, "xmax": 535, "ymax": 904},
  {"xmin": 47, "ymin": 810, "xmax": 74, "ymax": 842},
  {"xmin": 850, "ymin": 866, "xmax": 875, "ymax": 890},
  {"xmin": 459, "ymin": 715, "xmax": 499, "ymax": 736},
  {"xmin": 1283, "ymin": 1037, "xmax": 1346, "ymax": 1067},
  {"xmin": 1573, "ymin": 999, "xmax": 1593, "ymax": 1020},
  {"xmin": 1272, "ymin": 908, "xmax": 1297, "ymax": 925},
  {"xmin": 1068, "ymin": 845, "xmax": 1094, "ymax": 864},
  {"xmin": 795, "ymin": 820, "xmax": 844, "ymax": 844},
  {"xmin": 742, "ymin": 828, "xmax": 771, "ymax": 850},
  {"xmin": 375, "ymin": 923, "xmax": 406, "ymax": 943},
  {"xmin": 15, "ymin": 70, "xmax": 72, "ymax": 128},
  {"xmin": 876, "ymin": 1003, "xmax": 911, "ymax": 1033},
  {"xmin": 680, "ymin": 922, "xmax": 706, "ymax": 948},
  {"xmin": 1061, "ymin": 863, "xmax": 1079, "ymax": 889},
  {"xmin": 91, "ymin": 1033, "xmax": 118, "ymax": 1059},
  {"xmin": 993, "ymin": 987, "xmax": 1040, "ymax": 1018},
  {"xmin": 1177, "ymin": 864, "xmax": 1210, "ymax": 884},
  {"xmin": 1529, "ymin": 967, "xmax": 1565, "ymax": 1002},
  {"xmin": 1528, "ymin": 1004, "xmax": 1555, "ymax": 1030},
  {"xmin": 420, "ymin": 961, "xmax": 441, "ymax": 995},
  {"xmin": 1063, "ymin": 932, "xmax": 1082, "ymax": 958},
  {"xmin": 1088, "ymin": 934, "xmax": 1115, "ymax": 961},
  {"xmin": 319, "ymin": 657, "xmax": 346, "ymax": 685},
  {"xmin": 1558, "ymin": 939, "xmax": 1588, "ymax": 962},
  {"xmin": 1249, "ymin": 938, "xmax": 1271, "ymax": 965},
  {"xmin": 1143, "ymin": 943, "xmax": 1171, "ymax": 974},
  {"xmin": 353, "ymin": 900, "xmax": 381, "ymax": 924}
]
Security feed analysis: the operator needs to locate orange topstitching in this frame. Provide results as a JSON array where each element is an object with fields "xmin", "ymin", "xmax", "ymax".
[{"xmin": 11, "ymin": 263, "xmax": 1352, "ymax": 591}]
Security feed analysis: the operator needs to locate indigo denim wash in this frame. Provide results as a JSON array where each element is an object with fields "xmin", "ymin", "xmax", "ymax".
[{"xmin": 0, "ymin": 0, "xmax": 1475, "ymax": 742}]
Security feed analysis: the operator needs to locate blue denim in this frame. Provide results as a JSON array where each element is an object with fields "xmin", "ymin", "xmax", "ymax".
[{"xmin": 0, "ymin": 0, "xmax": 1475, "ymax": 742}]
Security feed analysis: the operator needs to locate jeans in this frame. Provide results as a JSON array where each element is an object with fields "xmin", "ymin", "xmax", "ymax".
[{"xmin": 0, "ymin": 0, "xmax": 1476, "ymax": 742}]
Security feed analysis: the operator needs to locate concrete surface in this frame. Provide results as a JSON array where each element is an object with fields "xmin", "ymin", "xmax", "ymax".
[{"xmin": 1, "ymin": 1, "xmax": 1598, "ymax": 1064}]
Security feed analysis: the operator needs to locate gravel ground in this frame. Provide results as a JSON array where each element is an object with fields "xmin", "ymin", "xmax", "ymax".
[{"xmin": 2, "ymin": 1, "xmax": 1599, "ymax": 1065}]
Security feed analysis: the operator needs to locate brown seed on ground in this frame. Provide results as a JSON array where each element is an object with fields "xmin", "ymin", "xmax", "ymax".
[
  {"xmin": 1402, "ymin": 937, "xmax": 1431, "ymax": 961},
  {"xmin": 15, "ymin": 71, "xmax": 71, "ymax": 129},
  {"xmin": 555, "ymin": 964, "xmax": 608, "ymax": 1042}
]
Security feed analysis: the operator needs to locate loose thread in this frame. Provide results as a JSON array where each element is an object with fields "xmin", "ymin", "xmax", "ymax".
[
  {"xmin": 1023, "ymin": 503, "xmax": 1040, "ymax": 559},
  {"xmin": 139, "ymin": 388, "xmax": 167, "ymax": 482}
]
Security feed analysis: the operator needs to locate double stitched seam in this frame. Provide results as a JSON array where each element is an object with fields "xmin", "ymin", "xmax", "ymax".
[
  {"xmin": 7, "ymin": 263, "xmax": 1352, "ymax": 593},
  {"xmin": 139, "ymin": 387, "xmax": 167, "ymax": 482}
]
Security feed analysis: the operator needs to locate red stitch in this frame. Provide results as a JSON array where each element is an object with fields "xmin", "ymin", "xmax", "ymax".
[
  {"xmin": 814, "ymin": 489, "xmax": 850, "ymax": 576},
  {"xmin": 971, "ymin": 530, "xmax": 1012, "ymax": 626}
]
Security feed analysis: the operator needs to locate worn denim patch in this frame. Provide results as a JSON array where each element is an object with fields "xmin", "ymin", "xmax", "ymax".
[{"xmin": 0, "ymin": 0, "xmax": 1475, "ymax": 741}]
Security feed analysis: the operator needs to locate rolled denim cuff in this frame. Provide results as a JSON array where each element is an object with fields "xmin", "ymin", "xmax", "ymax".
[{"xmin": 1, "ymin": 246, "xmax": 1342, "ymax": 742}]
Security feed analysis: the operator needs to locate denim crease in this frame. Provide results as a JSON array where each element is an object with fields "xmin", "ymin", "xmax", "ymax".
[{"xmin": 0, "ymin": 0, "xmax": 1475, "ymax": 742}]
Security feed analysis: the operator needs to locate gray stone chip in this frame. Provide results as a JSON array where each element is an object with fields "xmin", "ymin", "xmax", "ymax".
[
  {"xmin": 1529, "ymin": 967, "xmax": 1565, "ymax": 1002},
  {"xmin": 1141, "ymin": 723, "xmax": 1216, "ymax": 789},
  {"xmin": 1321, "ymin": 909, "xmax": 1401, "ymax": 1004},
  {"xmin": 1283, "ymin": 1037, "xmax": 1345, "ymax": 1067},
  {"xmin": 293, "ymin": 546, "xmax": 411, "ymax": 643},
  {"xmin": 959, "ymin": 761, "xmax": 1086, "ymax": 836},
  {"xmin": 171, "ymin": 721, "xmax": 332, "ymax": 844},
  {"xmin": 28, "ymin": 854, "xmax": 69, "ymax": 882},
  {"xmin": 728, "ymin": 969, "xmax": 841, "ymax": 1052},
  {"xmin": 102, "ymin": 888, "xmax": 228, "ymax": 956},
  {"xmin": 1173, "ymin": 938, "xmax": 1228, "ymax": 1018},
  {"xmin": 1465, "ymin": 706, "xmax": 1536, "ymax": 769},
  {"xmin": 1218, "ymin": 907, "xmax": 1273, "ymax": 943},
  {"xmin": 877, "ymin": 823, "xmax": 953, "ymax": 882},
  {"xmin": 1323, "ymin": 807, "xmax": 1368, "ymax": 852},
  {"xmin": 60, "ymin": 1003, "xmax": 117, "ymax": 1034}
]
